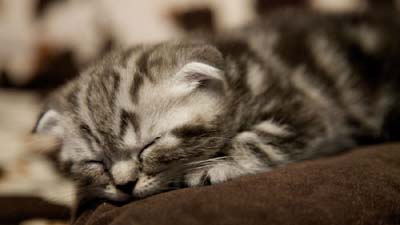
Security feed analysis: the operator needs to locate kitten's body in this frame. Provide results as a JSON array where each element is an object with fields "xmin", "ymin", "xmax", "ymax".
[{"xmin": 35, "ymin": 8, "xmax": 400, "ymax": 205}]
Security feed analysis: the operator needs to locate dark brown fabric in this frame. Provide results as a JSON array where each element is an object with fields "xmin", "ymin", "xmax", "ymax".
[
  {"xmin": 0, "ymin": 196, "xmax": 70, "ymax": 224},
  {"xmin": 75, "ymin": 144, "xmax": 400, "ymax": 225}
]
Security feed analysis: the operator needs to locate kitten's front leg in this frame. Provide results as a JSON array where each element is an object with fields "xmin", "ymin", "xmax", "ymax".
[{"xmin": 186, "ymin": 129, "xmax": 290, "ymax": 186}]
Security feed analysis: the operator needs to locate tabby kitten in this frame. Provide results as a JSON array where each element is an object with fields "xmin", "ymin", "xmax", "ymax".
[{"xmin": 34, "ymin": 8, "xmax": 400, "ymax": 204}]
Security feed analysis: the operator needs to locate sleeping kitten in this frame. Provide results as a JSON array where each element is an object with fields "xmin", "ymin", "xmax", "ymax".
[{"xmin": 34, "ymin": 8, "xmax": 400, "ymax": 204}]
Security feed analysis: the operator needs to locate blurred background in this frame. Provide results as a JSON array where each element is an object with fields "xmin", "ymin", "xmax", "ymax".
[{"xmin": 0, "ymin": 0, "xmax": 394, "ymax": 224}]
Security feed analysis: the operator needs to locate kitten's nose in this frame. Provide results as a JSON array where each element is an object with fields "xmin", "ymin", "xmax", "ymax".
[{"xmin": 116, "ymin": 181, "xmax": 137, "ymax": 195}]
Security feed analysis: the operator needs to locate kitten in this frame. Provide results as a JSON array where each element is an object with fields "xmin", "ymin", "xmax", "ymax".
[{"xmin": 34, "ymin": 8, "xmax": 400, "ymax": 205}]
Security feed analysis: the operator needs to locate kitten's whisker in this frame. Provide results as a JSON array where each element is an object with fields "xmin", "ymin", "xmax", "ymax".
[
  {"xmin": 189, "ymin": 164, "xmax": 214, "ymax": 169},
  {"xmin": 186, "ymin": 156, "xmax": 231, "ymax": 166}
]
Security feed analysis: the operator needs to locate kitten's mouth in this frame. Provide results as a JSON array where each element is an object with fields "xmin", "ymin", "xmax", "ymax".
[
  {"xmin": 130, "ymin": 178, "xmax": 188, "ymax": 199},
  {"xmin": 167, "ymin": 180, "xmax": 188, "ymax": 189}
]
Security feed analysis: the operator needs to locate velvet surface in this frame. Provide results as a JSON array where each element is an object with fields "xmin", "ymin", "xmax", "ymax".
[{"xmin": 74, "ymin": 144, "xmax": 400, "ymax": 225}]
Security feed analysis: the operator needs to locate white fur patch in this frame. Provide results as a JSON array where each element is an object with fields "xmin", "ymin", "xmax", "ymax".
[
  {"xmin": 159, "ymin": 134, "xmax": 180, "ymax": 148},
  {"xmin": 111, "ymin": 160, "xmax": 137, "ymax": 185},
  {"xmin": 185, "ymin": 170, "xmax": 205, "ymax": 186},
  {"xmin": 122, "ymin": 123, "xmax": 137, "ymax": 148},
  {"xmin": 246, "ymin": 63, "xmax": 266, "ymax": 95},
  {"xmin": 206, "ymin": 162, "xmax": 245, "ymax": 184},
  {"xmin": 254, "ymin": 120, "xmax": 290, "ymax": 137}
]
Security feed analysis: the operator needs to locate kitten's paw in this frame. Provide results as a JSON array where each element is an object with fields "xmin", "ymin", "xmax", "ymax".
[{"xmin": 185, "ymin": 162, "xmax": 247, "ymax": 187}]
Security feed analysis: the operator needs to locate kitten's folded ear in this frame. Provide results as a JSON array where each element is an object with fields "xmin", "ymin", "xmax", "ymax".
[
  {"xmin": 33, "ymin": 109, "xmax": 63, "ymax": 136},
  {"xmin": 173, "ymin": 44, "xmax": 226, "ymax": 95},
  {"xmin": 30, "ymin": 109, "xmax": 63, "ymax": 154},
  {"xmin": 173, "ymin": 61, "xmax": 225, "ymax": 94}
]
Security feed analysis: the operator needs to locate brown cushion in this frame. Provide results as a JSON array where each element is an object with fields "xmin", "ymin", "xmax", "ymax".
[
  {"xmin": 0, "ymin": 196, "xmax": 70, "ymax": 224},
  {"xmin": 74, "ymin": 144, "xmax": 400, "ymax": 225}
]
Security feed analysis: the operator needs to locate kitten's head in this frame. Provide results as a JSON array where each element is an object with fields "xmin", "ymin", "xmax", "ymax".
[{"xmin": 34, "ymin": 42, "xmax": 234, "ymax": 203}]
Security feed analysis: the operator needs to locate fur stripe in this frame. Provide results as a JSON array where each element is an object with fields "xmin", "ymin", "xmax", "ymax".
[
  {"xmin": 121, "ymin": 46, "xmax": 142, "ymax": 68},
  {"xmin": 110, "ymin": 71, "xmax": 121, "ymax": 112},
  {"xmin": 136, "ymin": 47, "xmax": 156, "ymax": 82},
  {"xmin": 246, "ymin": 62, "xmax": 267, "ymax": 95},
  {"xmin": 173, "ymin": 124, "xmax": 213, "ymax": 139},
  {"xmin": 130, "ymin": 72, "xmax": 144, "ymax": 104},
  {"xmin": 79, "ymin": 123, "xmax": 99, "ymax": 153},
  {"xmin": 236, "ymin": 132, "xmax": 287, "ymax": 163},
  {"xmin": 119, "ymin": 110, "xmax": 140, "ymax": 139},
  {"xmin": 136, "ymin": 50, "xmax": 151, "ymax": 75},
  {"xmin": 66, "ymin": 86, "xmax": 80, "ymax": 108}
]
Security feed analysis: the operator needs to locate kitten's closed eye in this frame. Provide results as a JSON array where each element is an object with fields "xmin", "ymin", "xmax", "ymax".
[
  {"xmin": 84, "ymin": 160, "xmax": 104, "ymax": 165},
  {"xmin": 72, "ymin": 160, "xmax": 108, "ymax": 178},
  {"xmin": 83, "ymin": 160, "xmax": 107, "ymax": 171},
  {"xmin": 138, "ymin": 136, "xmax": 161, "ymax": 162}
]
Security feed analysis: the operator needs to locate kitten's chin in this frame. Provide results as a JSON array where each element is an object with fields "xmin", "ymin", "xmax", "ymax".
[
  {"xmin": 132, "ymin": 175, "xmax": 165, "ymax": 198},
  {"xmin": 103, "ymin": 184, "xmax": 132, "ymax": 202},
  {"xmin": 93, "ymin": 183, "xmax": 161, "ymax": 202},
  {"xmin": 132, "ymin": 188, "xmax": 160, "ymax": 199}
]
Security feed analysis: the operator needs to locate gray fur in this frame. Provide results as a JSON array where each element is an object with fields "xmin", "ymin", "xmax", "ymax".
[{"xmin": 35, "ymin": 8, "xmax": 400, "ymax": 204}]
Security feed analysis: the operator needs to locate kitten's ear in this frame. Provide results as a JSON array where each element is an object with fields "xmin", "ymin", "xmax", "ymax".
[
  {"xmin": 173, "ymin": 62, "xmax": 225, "ymax": 94},
  {"xmin": 33, "ymin": 109, "xmax": 63, "ymax": 136},
  {"xmin": 30, "ymin": 109, "xmax": 63, "ymax": 154}
]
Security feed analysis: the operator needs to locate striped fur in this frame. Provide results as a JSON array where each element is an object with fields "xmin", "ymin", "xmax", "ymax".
[{"xmin": 35, "ymin": 8, "xmax": 400, "ymax": 204}]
